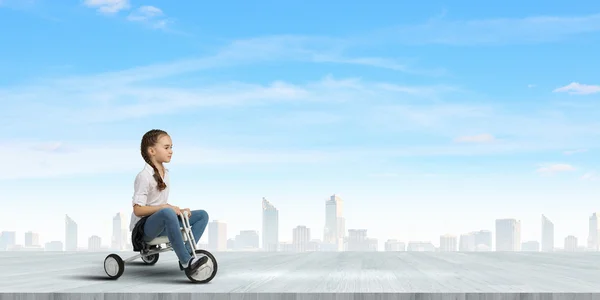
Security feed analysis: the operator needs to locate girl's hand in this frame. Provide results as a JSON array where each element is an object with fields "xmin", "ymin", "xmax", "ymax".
[
  {"xmin": 169, "ymin": 205, "xmax": 182, "ymax": 215},
  {"xmin": 182, "ymin": 208, "xmax": 191, "ymax": 217}
]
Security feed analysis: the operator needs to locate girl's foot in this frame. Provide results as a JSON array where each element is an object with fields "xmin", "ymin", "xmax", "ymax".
[{"xmin": 179, "ymin": 256, "xmax": 208, "ymax": 271}]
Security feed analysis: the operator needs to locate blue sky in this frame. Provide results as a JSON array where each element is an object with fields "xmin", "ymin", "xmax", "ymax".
[{"xmin": 1, "ymin": 0, "xmax": 600, "ymax": 249}]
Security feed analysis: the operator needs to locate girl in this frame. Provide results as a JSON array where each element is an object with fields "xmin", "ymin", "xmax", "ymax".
[{"xmin": 129, "ymin": 129, "xmax": 209, "ymax": 274}]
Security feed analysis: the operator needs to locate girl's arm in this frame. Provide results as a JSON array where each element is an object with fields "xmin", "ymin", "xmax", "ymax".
[
  {"xmin": 132, "ymin": 174, "xmax": 170, "ymax": 217},
  {"xmin": 133, "ymin": 203, "xmax": 170, "ymax": 217},
  {"xmin": 131, "ymin": 175, "xmax": 179, "ymax": 216}
]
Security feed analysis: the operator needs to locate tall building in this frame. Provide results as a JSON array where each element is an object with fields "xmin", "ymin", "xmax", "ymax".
[
  {"xmin": 495, "ymin": 219, "xmax": 521, "ymax": 251},
  {"xmin": 293, "ymin": 226, "xmax": 311, "ymax": 252},
  {"xmin": 24, "ymin": 231, "xmax": 40, "ymax": 247},
  {"xmin": 459, "ymin": 233, "xmax": 476, "ymax": 251},
  {"xmin": 588, "ymin": 213, "xmax": 600, "ymax": 251},
  {"xmin": 565, "ymin": 235, "xmax": 578, "ymax": 252},
  {"xmin": 262, "ymin": 197, "xmax": 279, "ymax": 251},
  {"xmin": 208, "ymin": 220, "xmax": 227, "ymax": 251},
  {"xmin": 474, "ymin": 230, "xmax": 492, "ymax": 251},
  {"xmin": 65, "ymin": 215, "xmax": 78, "ymax": 251},
  {"xmin": 440, "ymin": 234, "xmax": 457, "ymax": 252},
  {"xmin": 541, "ymin": 214, "xmax": 554, "ymax": 252},
  {"xmin": 227, "ymin": 238, "xmax": 236, "ymax": 250},
  {"xmin": 324, "ymin": 194, "xmax": 345, "ymax": 251},
  {"xmin": 0, "ymin": 231, "xmax": 16, "ymax": 251},
  {"xmin": 347, "ymin": 229, "xmax": 369, "ymax": 251},
  {"xmin": 367, "ymin": 238, "xmax": 378, "ymax": 251},
  {"xmin": 112, "ymin": 212, "xmax": 127, "ymax": 250},
  {"xmin": 88, "ymin": 235, "xmax": 102, "ymax": 251},
  {"xmin": 234, "ymin": 230, "xmax": 259, "ymax": 250}
]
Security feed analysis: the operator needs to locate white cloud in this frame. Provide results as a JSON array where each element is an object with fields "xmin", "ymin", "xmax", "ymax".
[
  {"xmin": 267, "ymin": 110, "xmax": 344, "ymax": 127},
  {"xmin": 536, "ymin": 163, "xmax": 576, "ymax": 175},
  {"xmin": 4, "ymin": 65, "xmax": 599, "ymax": 159},
  {"xmin": 365, "ymin": 103, "xmax": 494, "ymax": 134},
  {"xmin": 581, "ymin": 171, "xmax": 599, "ymax": 181},
  {"xmin": 0, "ymin": 71, "xmax": 451, "ymax": 126},
  {"xmin": 3, "ymin": 138, "xmax": 586, "ymax": 181},
  {"xmin": 553, "ymin": 82, "xmax": 600, "ymax": 95},
  {"xmin": 0, "ymin": 140, "xmax": 348, "ymax": 180},
  {"xmin": 367, "ymin": 173, "xmax": 399, "ymax": 178},
  {"xmin": 83, "ymin": 0, "xmax": 130, "ymax": 14},
  {"xmin": 127, "ymin": 5, "xmax": 161, "ymax": 20},
  {"xmin": 312, "ymin": 55, "xmax": 447, "ymax": 77},
  {"xmin": 30, "ymin": 141, "xmax": 73, "ymax": 153},
  {"xmin": 454, "ymin": 133, "xmax": 496, "ymax": 143},
  {"xmin": 9, "ymin": 137, "xmax": 540, "ymax": 180},
  {"xmin": 564, "ymin": 148, "xmax": 588, "ymax": 155},
  {"xmin": 381, "ymin": 13, "xmax": 600, "ymax": 45},
  {"xmin": 34, "ymin": 36, "xmax": 433, "ymax": 88},
  {"xmin": 83, "ymin": 1, "xmax": 175, "ymax": 32},
  {"xmin": 127, "ymin": 5, "xmax": 170, "ymax": 29}
]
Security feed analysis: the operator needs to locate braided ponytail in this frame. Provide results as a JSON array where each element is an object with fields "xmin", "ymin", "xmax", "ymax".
[{"xmin": 140, "ymin": 129, "xmax": 168, "ymax": 191}]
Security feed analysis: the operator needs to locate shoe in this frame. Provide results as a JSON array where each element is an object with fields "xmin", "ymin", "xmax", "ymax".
[{"xmin": 179, "ymin": 256, "xmax": 208, "ymax": 271}]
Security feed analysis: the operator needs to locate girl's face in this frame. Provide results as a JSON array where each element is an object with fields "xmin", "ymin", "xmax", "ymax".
[{"xmin": 150, "ymin": 134, "xmax": 173, "ymax": 164}]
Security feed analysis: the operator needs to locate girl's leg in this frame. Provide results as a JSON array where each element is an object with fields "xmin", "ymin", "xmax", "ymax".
[
  {"xmin": 183, "ymin": 209, "xmax": 209, "ymax": 253},
  {"xmin": 143, "ymin": 207, "xmax": 192, "ymax": 265}
]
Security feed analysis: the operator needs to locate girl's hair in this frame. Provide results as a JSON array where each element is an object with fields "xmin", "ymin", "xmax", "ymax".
[{"xmin": 140, "ymin": 129, "xmax": 169, "ymax": 191}]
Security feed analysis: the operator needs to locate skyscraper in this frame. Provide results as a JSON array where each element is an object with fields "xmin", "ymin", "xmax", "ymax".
[
  {"xmin": 495, "ymin": 218, "xmax": 521, "ymax": 251},
  {"xmin": 588, "ymin": 213, "xmax": 600, "ymax": 251},
  {"xmin": 234, "ymin": 230, "xmax": 260, "ymax": 250},
  {"xmin": 324, "ymin": 194, "xmax": 345, "ymax": 251},
  {"xmin": 474, "ymin": 230, "xmax": 492, "ymax": 251},
  {"xmin": 459, "ymin": 232, "xmax": 476, "ymax": 251},
  {"xmin": 541, "ymin": 214, "xmax": 554, "ymax": 252},
  {"xmin": 293, "ymin": 226, "xmax": 310, "ymax": 252},
  {"xmin": 24, "ymin": 231, "xmax": 39, "ymax": 247},
  {"xmin": 0, "ymin": 231, "xmax": 16, "ymax": 251},
  {"xmin": 347, "ymin": 229, "xmax": 368, "ymax": 251},
  {"xmin": 440, "ymin": 234, "xmax": 457, "ymax": 252},
  {"xmin": 565, "ymin": 235, "xmax": 578, "ymax": 252},
  {"xmin": 262, "ymin": 197, "xmax": 279, "ymax": 251},
  {"xmin": 65, "ymin": 215, "xmax": 78, "ymax": 251},
  {"xmin": 112, "ymin": 212, "xmax": 127, "ymax": 250},
  {"xmin": 208, "ymin": 220, "xmax": 227, "ymax": 251},
  {"xmin": 88, "ymin": 235, "xmax": 102, "ymax": 251}
]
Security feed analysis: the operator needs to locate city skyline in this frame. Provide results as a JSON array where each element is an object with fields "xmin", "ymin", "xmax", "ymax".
[{"xmin": 2, "ymin": 195, "xmax": 600, "ymax": 252}]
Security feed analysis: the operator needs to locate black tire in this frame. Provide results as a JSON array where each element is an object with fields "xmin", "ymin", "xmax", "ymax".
[
  {"xmin": 141, "ymin": 253, "xmax": 160, "ymax": 265},
  {"xmin": 104, "ymin": 254, "xmax": 124, "ymax": 279},
  {"xmin": 185, "ymin": 249, "xmax": 218, "ymax": 283}
]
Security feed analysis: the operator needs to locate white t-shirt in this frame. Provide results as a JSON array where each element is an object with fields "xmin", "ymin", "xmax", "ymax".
[{"xmin": 129, "ymin": 163, "xmax": 170, "ymax": 232}]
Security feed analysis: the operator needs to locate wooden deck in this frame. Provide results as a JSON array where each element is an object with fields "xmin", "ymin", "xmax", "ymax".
[{"xmin": 1, "ymin": 251, "xmax": 600, "ymax": 298}]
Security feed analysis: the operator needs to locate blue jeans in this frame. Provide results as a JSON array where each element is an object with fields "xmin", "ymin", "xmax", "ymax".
[{"xmin": 143, "ymin": 208, "xmax": 209, "ymax": 265}]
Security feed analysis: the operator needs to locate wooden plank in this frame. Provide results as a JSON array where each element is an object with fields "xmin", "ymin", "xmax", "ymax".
[{"xmin": 2, "ymin": 252, "xmax": 600, "ymax": 293}]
